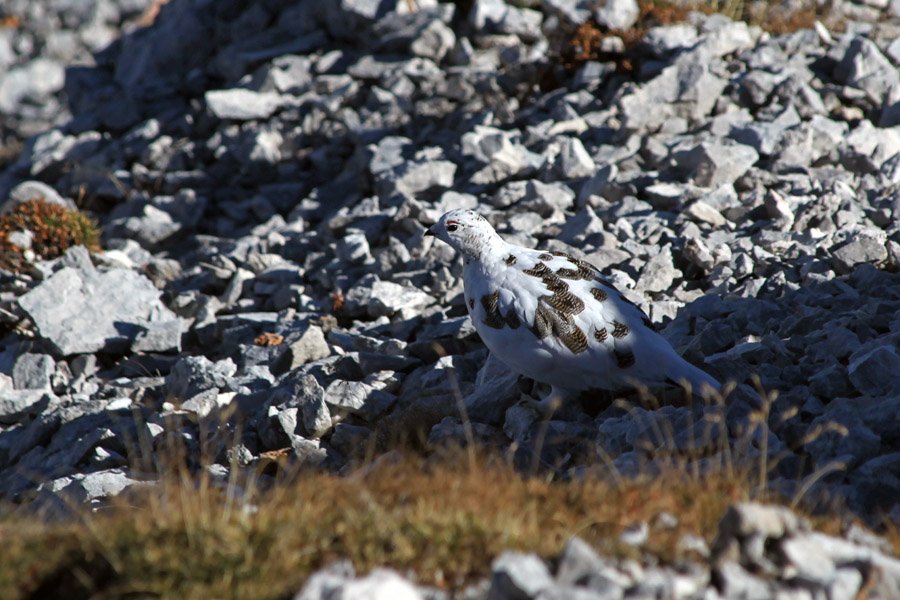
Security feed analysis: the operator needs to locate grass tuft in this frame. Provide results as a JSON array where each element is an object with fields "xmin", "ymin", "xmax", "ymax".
[{"xmin": 0, "ymin": 198, "xmax": 101, "ymax": 271}]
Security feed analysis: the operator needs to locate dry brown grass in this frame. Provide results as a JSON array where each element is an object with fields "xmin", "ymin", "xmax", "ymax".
[
  {"xmin": 0, "ymin": 448, "xmax": 753, "ymax": 600},
  {"xmin": 1, "ymin": 437, "xmax": 881, "ymax": 600}
]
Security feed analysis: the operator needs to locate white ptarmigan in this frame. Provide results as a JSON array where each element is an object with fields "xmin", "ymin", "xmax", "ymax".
[{"xmin": 425, "ymin": 209, "xmax": 720, "ymax": 411}]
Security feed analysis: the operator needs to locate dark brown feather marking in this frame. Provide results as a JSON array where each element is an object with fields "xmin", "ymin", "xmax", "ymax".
[
  {"xmin": 481, "ymin": 291, "xmax": 504, "ymax": 329},
  {"xmin": 505, "ymin": 254, "xmax": 517, "ymax": 266},
  {"xmin": 529, "ymin": 298, "xmax": 588, "ymax": 354},
  {"xmin": 544, "ymin": 277, "xmax": 570, "ymax": 295},
  {"xmin": 555, "ymin": 267, "xmax": 582, "ymax": 280},
  {"xmin": 523, "ymin": 262, "xmax": 552, "ymax": 278},
  {"xmin": 594, "ymin": 327, "xmax": 608, "ymax": 342},
  {"xmin": 611, "ymin": 320, "xmax": 629, "ymax": 339},
  {"xmin": 561, "ymin": 325, "xmax": 589, "ymax": 354},
  {"xmin": 575, "ymin": 262, "xmax": 598, "ymax": 280},
  {"xmin": 544, "ymin": 290, "xmax": 585, "ymax": 315},
  {"xmin": 590, "ymin": 288, "xmax": 608, "ymax": 302},
  {"xmin": 615, "ymin": 350, "xmax": 636, "ymax": 369},
  {"xmin": 505, "ymin": 309, "xmax": 520, "ymax": 329},
  {"xmin": 531, "ymin": 303, "xmax": 552, "ymax": 339},
  {"xmin": 538, "ymin": 253, "xmax": 554, "ymax": 261}
]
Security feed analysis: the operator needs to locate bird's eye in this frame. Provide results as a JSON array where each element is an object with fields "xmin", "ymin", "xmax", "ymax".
[{"xmin": 447, "ymin": 224, "xmax": 458, "ymax": 232}]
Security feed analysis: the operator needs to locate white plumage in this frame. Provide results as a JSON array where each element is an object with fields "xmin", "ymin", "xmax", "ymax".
[{"xmin": 425, "ymin": 209, "xmax": 720, "ymax": 411}]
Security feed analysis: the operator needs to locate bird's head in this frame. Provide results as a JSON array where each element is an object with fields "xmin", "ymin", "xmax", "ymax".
[{"xmin": 425, "ymin": 209, "xmax": 504, "ymax": 260}]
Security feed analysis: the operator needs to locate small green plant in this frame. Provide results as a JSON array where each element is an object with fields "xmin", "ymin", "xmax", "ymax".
[{"xmin": 0, "ymin": 198, "xmax": 101, "ymax": 270}]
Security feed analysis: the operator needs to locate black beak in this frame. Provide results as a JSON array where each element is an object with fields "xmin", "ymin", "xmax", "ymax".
[{"xmin": 424, "ymin": 227, "xmax": 436, "ymax": 237}]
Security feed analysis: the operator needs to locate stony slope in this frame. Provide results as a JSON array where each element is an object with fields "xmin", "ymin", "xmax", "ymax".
[{"xmin": 3, "ymin": 0, "xmax": 900, "ymax": 597}]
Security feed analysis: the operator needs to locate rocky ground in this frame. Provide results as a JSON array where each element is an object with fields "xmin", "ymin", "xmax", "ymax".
[{"xmin": 3, "ymin": 0, "xmax": 900, "ymax": 598}]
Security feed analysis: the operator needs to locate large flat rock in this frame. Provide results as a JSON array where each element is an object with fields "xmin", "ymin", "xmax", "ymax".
[{"xmin": 18, "ymin": 266, "xmax": 184, "ymax": 356}]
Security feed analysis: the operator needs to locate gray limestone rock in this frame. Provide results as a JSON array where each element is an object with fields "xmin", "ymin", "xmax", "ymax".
[
  {"xmin": 593, "ymin": 0, "xmax": 639, "ymax": 30},
  {"xmin": 831, "ymin": 229, "xmax": 887, "ymax": 274},
  {"xmin": 834, "ymin": 36, "xmax": 900, "ymax": 108},
  {"xmin": 133, "ymin": 319, "xmax": 185, "ymax": 354},
  {"xmin": 377, "ymin": 158, "xmax": 457, "ymax": 197},
  {"xmin": 637, "ymin": 248, "xmax": 679, "ymax": 293},
  {"xmin": 555, "ymin": 136, "xmax": 596, "ymax": 179},
  {"xmin": 12, "ymin": 353, "xmax": 56, "ymax": 390},
  {"xmin": 464, "ymin": 353, "xmax": 525, "ymax": 426},
  {"xmin": 18, "ymin": 267, "xmax": 184, "ymax": 356},
  {"xmin": 840, "ymin": 119, "xmax": 900, "ymax": 173},
  {"xmin": 0, "ymin": 58, "xmax": 65, "ymax": 114},
  {"xmin": 555, "ymin": 537, "xmax": 606, "ymax": 586},
  {"xmin": 166, "ymin": 356, "xmax": 237, "ymax": 400},
  {"xmin": 679, "ymin": 140, "xmax": 759, "ymax": 187},
  {"xmin": 463, "ymin": 126, "xmax": 538, "ymax": 183},
  {"xmin": 289, "ymin": 375, "xmax": 332, "ymax": 439},
  {"xmin": 559, "ymin": 207, "xmax": 606, "ymax": 244},
  {"xmin": 410, "ymin": 19, "xmax": 456, "ymax": 63},
  {"xmin": 337, "ymin": 230, "xmax": 375, "ymax": 265},
  {"xmin": 684, "ymin": 200, "xmax": 727, "ymax": 227},
  {"xmin": 2, "ymin": 180, "xmax": 75, "ymax": 214},
  {"xmin": 0, "ymin": 390, "xmax": 55, "ymax": 425},
  {"xmin": 343, "ymin": 277, "xmax": 435, "ymax": 320},
  {"xmin": 206, "ymin": 88, "xmax": 287, "ymax": 120},
  {"xmin": 43, "ymin": 468, "xmax": 147, "ymax": 504},
  {"xmin": 296, "ymin": 566, "xmax": 422, "ymax": 600},
  {"xmin": 293, "ymin": 560, "xmax": 356, "ymax": 600},
  {"xmin": 848, "ymin": 345, "xmax": 900, "ymax": 397},
  {"xmin": 644, "ymin": 24, "xmax": 699, "ymax": 55},
  {"xmin": 619, "ymin": 57, "xmax": 727, "ymax": 132},
  {"xmin": 323, "ymin": 379, "xmax": 397, "ymax": 421},
  {"xmin": 287, "ymin": 325, "xmax": 332, "ymax": 369},
  {"xmin": 491, "ymin": 551, "xmax": 554, "ymax": 599},
  {"xmin": 714, "ymin": 561, "xmax": 773, "ymax": 600}
]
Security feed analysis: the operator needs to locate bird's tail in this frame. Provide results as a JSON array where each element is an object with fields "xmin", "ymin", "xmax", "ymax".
[{"xmin": 667, "ymin": 359, "xmax": 721, "ymax": 396}]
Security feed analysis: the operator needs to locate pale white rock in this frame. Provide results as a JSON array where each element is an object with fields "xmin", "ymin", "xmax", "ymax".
[
  {"xmin": 425, "ymin": 209, "xmax": 720, "ymax": 411},
  {"xmin": 205, "ymin": 88, "xmax": 287, "ymax": 120}
]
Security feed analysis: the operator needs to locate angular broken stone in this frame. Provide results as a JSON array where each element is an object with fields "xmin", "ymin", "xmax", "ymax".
[
  {"xmin": 287, "ymin": 325, "xmax": 332, "ymax": 369},
  {"xmin": 0, "ymin": 390, "xmax": 55, "ymax": 425},
  {"xmin": 284, "ymin": 374, "xmax": 332, "ymax": 439},
  {"xmin": 205, "ymin": 88, "xmax": 287, "ymax": 120},
  {"xmin": 323, "ymin": 379, "xmax": 397, "ymax": 421},
  {"xmin": 637, "ymin": 248, "xmax": 680, "ymax": 293},
  {"xmin": 555, "ymin": 136, "xmax": 595, "ymax": 179},
  {"xmin": 18, "ymin": 267, "xmax": 184, "ymax": 356},
  {"xmin": 834, "ymin": 36, "xmax": 900, "ymax": 108},
  {"xmin": 490, "ymin": 551, "xmax": 554, "ymax": 600},
  {"xmin": 619, "ymin": 57, "xmax": 727, "ymax": 132},
  {"xmin": 12, "ymin": 353, "xmax": 55, "ymax": 390},
  {"xmin": 848, "ymin": 345, "xmax": 900, "ymax": 397},
  {"xmin": 166, "ymin": 356, "xmax": 237, "ymax": 400},
  {"xmin": 594, "ymin": 0, "xmax": 639, "ymax": 29},
  {"xmin": 831, "ymin": 229, "xmax": 888, "ymax": 274},
  {"xmin": 682, "ymin": 140, "xmax": 759, "ymax": 187},
  {"xmin": 343, "ymin": 277, "xmax": 435, "ymax": 320}
]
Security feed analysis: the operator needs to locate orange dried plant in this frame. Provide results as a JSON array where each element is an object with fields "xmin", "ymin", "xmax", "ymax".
[{"xmin": 0, "ymin": 198, "xmax": 101, "ymax": 270}]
